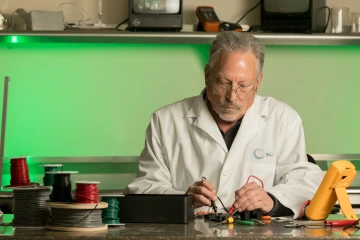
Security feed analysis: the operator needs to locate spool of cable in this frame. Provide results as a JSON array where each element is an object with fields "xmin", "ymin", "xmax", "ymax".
[
  {"xmin": 46, "ymin": 201, "xmax": 108, "ymax": 231},
  {"xmin": 100, "ymin": 195, "xmax": 123, "ymax": 225},
  {"xmin": 74, "ymin": 181, "xmax": 99, "ymax": 204},
  {"xmin": 46, "ymin": 171, "xmax": 78, "ymax": 202},
  {"xmin": 10, "ymin": 186, "xmax": 52, "ymax": 227},
  {"xmin": 39, "ymin": 164, "xmax": 63, "ymax": 186},
  {"xmin": 4, "ymin": 156, "xmax": 36, "ymax": 187}
]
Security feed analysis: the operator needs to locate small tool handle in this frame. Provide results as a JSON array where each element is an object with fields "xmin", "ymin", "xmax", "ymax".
[
  {"xmin": 325, "ymin": 220, "xmax": 359, "ymax": 227},
  {"xmin": 235, "ymin": 220, "xmax": 254, "ymax": 226},
  {"xmin": 228, "ymin": 204, "xmax": 236, "ymax": 215}
]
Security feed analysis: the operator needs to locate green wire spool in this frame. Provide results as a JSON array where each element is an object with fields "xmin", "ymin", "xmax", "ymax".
[
  {"xmin": 101, "ymin": 196, "xmax": 121, "ymax": 225},
  {"xmin": 40, "ymin": 164, "xmax": 63, "ymax": 186}
]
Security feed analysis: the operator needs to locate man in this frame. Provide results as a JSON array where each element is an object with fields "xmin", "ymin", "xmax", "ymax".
[{"xmin": 125, "ymin": 32, "xmax": 322, "ymax": 218}]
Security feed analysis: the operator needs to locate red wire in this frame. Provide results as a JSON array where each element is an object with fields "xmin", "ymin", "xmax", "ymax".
[
  {"xmin": 10, "ymin": 158, "xmax": 31, "ymax": 186},
  {"xmin": 246, "ymin": 175, "xmax": 264, "ymax": 188},
  {"xmin": 228, "ymin": 175, "xmax": 264, "ymax": 215},
  {"xmin": 299, "ymin": 200, "xmax": 311, "ymax": 219},
  {"xmin": 75, "ymin": 183, "xmax": 99, "ymax": 204}
]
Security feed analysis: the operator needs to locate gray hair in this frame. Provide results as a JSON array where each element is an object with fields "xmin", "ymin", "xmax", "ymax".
[{"xmin": 208, "ymin": 32, "xmax": 265, "ymax": 76}]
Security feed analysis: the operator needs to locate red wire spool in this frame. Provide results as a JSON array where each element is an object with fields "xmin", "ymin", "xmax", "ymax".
[
  {"xmin": 75, "ymin": 181, "xmax": 100, "ymax": 204},
  {"xmin": 10, "ymin": 157, "xmax": 32, "ymax": 187}
]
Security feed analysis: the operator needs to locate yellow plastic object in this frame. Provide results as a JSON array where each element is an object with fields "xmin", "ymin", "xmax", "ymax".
[
  {"xmin": 305, "ymin": 160, "xmax": 357, "ymax": 220},
  {"xmin": 227, "ymin": 216, "xmax": 234, "ymax": 223}
]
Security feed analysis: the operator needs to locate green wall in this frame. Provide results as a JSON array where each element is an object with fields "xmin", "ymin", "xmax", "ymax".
[
  {"xmin": 0, "ymin": 41, "xmax": 360, "ymax": 189},
  {"xmin": 263, "ymin": 46, "xmax": 360, "ymax": 154},
  {"xmin": 1, "ymin": 43, "xmax": 359, "ymax": 156},
  {"xmin": 0, "ymin": 43, "xmax": 209, "ymax": 157}
]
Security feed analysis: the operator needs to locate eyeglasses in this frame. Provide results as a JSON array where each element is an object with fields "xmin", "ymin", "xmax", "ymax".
[{"xmin": 211, "ymin": 79, "xmax": 257, "ymax": 100}]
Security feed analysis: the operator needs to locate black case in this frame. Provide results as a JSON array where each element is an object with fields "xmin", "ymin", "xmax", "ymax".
[{"xmin": 118, "ymin": 194, "xmax": 194, "ymax": 223}]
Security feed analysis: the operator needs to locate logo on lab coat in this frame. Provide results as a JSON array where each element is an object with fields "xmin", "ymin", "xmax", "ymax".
[
  {"xmin": 253, "ymin": 149, "xmax": 277, "ymax": 159},
  {"xmin": 253, "ymin": 148, "xmax": 266, "ymax": 159}
]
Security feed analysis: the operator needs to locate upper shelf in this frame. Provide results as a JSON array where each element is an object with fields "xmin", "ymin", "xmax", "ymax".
[
  {"xmin": 0, "ymin": 30, "xmax": 360, "ymax": 45},
  {"xmin": 3, "ymin": 154, "xmax": 359, "ymax": 163}
]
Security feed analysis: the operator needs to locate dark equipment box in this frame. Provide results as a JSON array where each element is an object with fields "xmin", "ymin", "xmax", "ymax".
[
  {"xmin": 118, "ymin": 194, "xmax": 194, "ymax": 223},
  {"xmin": 128, "ymin": 0, "xmax": 183, "ymax": 31}
]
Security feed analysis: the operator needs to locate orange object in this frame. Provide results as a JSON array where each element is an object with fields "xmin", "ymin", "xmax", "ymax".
[
  {"xmin": 197, "ymin": 210, "xmax": 206, "ymax": 215},
  {"xmin": 261, "ymin": 215, "xmax": 271, "ymax": 220},
  {"xmin": 196, "ymin": 6, "xmax": 221, "ymax": 32}
]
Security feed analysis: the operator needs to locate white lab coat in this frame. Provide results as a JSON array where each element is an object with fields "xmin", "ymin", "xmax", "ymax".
[{"xmin": 125, "ymin": 91, "xmax": 323, "ymax": 218}]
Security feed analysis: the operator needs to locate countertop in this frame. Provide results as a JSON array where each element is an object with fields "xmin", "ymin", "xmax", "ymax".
[
  {"xmin": 1, "ymin": 215, "xmax": 360, "ymax": 239},
  {"xmin": 1, "ymin": 30, "xmax": 360, "ymax": 45}
]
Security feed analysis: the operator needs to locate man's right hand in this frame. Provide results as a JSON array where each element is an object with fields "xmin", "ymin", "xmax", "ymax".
[{"xmin": 185, "ymin": 179, "xmax": 217, "ymax": 208}]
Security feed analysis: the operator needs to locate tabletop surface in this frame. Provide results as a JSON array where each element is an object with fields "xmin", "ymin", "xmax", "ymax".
[{"xmin": 1, "ymin": 214, "xmax": 360, "ymax": 239}]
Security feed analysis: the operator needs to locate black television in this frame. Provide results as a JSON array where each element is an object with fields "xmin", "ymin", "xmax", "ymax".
[
  {"xmin": 128, "ymin": 0, "xmax": 183, "ymax": 31},
  {"xmin": 261, "ymin": 0, "xmax": 326, "ymax": 33}
]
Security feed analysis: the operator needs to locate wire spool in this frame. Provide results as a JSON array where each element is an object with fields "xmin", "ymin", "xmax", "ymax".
[
  {"xmin": 47, "ymin": 171, "xmax": 78, "ymax": 202},
  {"xmin": 5, "ymin": 156, "xmax": 36, "ymax": 187},
  {"xmin": 46, "ymin": 201, "xmax": 108, "ymax": 232},
  {"xmin": 39, "ymin": 164, "xmax": 63, "ymax": 186},
  {"xmin": 74, "ymin": 181, "xmax": 99, "ymax": 204},
  {"xmin": 100, "ymin": 195, "xmax": 123, "ymax": 225},
  {"xmin": 11, "ymin": 186, "xmax": 52, "ymax": 228}
]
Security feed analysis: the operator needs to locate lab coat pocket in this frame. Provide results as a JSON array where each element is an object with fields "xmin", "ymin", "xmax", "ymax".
[{"xmin": 244, "ymin": 159, "xmax": 276, "ymax": 189}]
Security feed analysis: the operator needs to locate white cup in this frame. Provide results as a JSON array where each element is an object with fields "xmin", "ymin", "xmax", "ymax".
[
  {"xmin": 331, "ymin": 7, "xmax": 350, "ymax": 33},
  {"xmin": 352, "ymin": 12, "xmax": 360, "ymax": 33}
]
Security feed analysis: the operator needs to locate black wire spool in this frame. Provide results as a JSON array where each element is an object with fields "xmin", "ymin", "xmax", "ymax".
[
  {"xmin": 12, "ymin": 187, "xmax": 51, "ymax": 227},
  {"xmin": 46, "ymin": 202, "xmax": 108, "ymax": 232},
  {"xmin": 49, "ymin": 172, "xmax": 78, "ymax": 202}
]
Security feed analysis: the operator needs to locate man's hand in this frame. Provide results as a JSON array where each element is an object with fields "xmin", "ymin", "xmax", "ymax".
[
  {"xmin": 234, "ymin": 182, "xmax": 274, "ymax": 213},
  {"xmin": 186, "ymin": 179, "xmax": 217, "ymax": 209}
]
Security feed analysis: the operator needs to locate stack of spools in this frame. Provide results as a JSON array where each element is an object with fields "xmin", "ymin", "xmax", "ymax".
[
  {"xmin": 46, "ymin": 179, "xmax": 108, "ymax": 232},
  {"xmin": 4, "ymin": 156, "xmax": 112, "ymax": 231},
  {"xmin": 3, "ymin": 156, "xmax": 51, "ymax": 228}
]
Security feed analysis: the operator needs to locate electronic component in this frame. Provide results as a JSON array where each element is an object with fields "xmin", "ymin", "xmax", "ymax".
[
  {"xmin": 220, "ymin": 22, "xmax": 242, "ymax": 32},
  {"xmin": 261, "ymin": 0, "xmax": 326, "ymax": 33},
  {"xmin": 30, "ymin": 11, "xmax": 64, "ymax": 31},
  {"xmin": 305, "ymin": 160, "xmax": 357, "ymax": 220},
  {"xmin": 118, "ymin": 194, "xmax": 193, "ymax": 223},
  {"xmin": 128, "ymin": 0, "xmax": 183, "ymax": 31},
  {"xmin": 196, "ymin": 6, "xmax": 221, "ymax": 32}
]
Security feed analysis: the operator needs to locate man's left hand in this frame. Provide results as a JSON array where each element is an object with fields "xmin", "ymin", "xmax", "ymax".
[{"xmin": 234, "ymin": 182, "xmax": 274, "ymax": 213}]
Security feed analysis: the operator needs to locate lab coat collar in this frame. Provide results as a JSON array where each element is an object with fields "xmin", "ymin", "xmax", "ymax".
[
  {"xmin": 229, "ymin": 94, "xmax": 268, "ymax": 151},
  {"xmin": 186, "ymin": 89, "xmax": 206, "ymax": 118},
  {"xmin": 186, "ymin": 89, "xmax": 228, "ymax": 152}
]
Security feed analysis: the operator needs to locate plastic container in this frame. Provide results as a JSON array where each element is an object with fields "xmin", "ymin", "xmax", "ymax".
[
  {"xmin": 351, "ymin": 12, "xmax": 360, "ymax": 33},
  {"xmin": 331, "ymin": 7, "xmax": 350, "ymax": 33}
]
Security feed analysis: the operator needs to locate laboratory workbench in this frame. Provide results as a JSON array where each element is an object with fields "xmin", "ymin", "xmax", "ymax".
[
  {"xmin": 0, "ymin": 30, "xmax": 360, "ymax": 45},
  {"xmin": 0, "ymin": 215, "xmax": 360, "ymax": 239}
]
